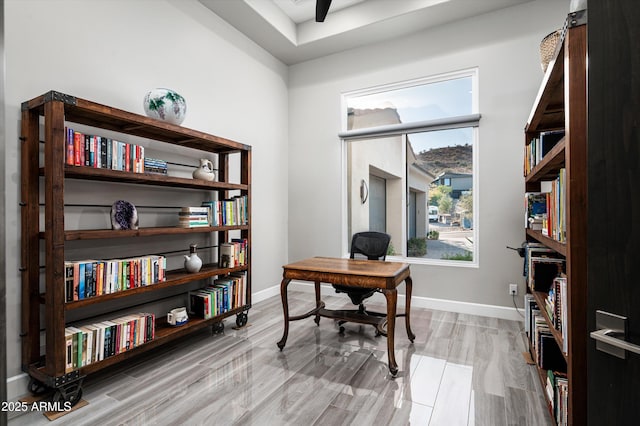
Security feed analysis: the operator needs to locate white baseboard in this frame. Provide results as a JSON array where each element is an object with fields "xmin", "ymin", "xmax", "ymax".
[
  {"xmin": 287, "ymin": 281, "xmax": 521, "ymax": 321},
  {"xmin": 252, "ymin": 285, "xmax": 281, "ymax": 304},
  {"xmin": 7, "ymin": 372, "xmax": 29, "ymax": 402}
]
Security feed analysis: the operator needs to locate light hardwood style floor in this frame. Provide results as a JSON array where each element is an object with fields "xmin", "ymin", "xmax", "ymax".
[{"xmin": 9, "ymin": 290, "xmax": 553, "ymax": 425}]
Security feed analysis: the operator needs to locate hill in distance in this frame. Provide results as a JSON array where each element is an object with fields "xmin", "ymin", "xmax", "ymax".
[{"xmin": 417, "ymin": 144, "xmax": 472, "ymax": 176}]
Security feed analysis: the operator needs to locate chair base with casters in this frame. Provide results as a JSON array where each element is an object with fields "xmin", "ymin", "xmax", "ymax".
[
  {"xmin": 332, "ymin": 231, "xmax": 394, "ymax": 335},
  {"xmin": 329, "ymin": 288, "xmax": 409, "ymax": 336},
  {"xmin": 318, "ymin": 304, "xmax": 388, "ymax": 335},
  {"xmin": 331, "ymin": 285, "xmax": 388, "ymax": 335}
]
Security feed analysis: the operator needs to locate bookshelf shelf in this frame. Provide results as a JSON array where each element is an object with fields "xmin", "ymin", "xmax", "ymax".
[
  {"xmin": 59, "ymin": 225, "xmax": 250, "ymax": 241},
  {"xmin": 522, "ymin": 12, "xmax": 587, "ymax": 426},
  {"xmin": 525, "ymin": 229, "xmax": 567, "ymax": 257},
  {"xmin": 20, "ymin": 91, "xmax": 252, "ymax": 407},
  {"xmin": 525, "ymin": 42, "xmax": 565, "ymax": 132},
  {"xmin": 57, "ymin": 166, "xmax": 248, "ymax": 191}
]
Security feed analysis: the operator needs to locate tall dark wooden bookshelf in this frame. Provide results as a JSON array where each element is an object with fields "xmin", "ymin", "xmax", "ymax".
[
  {"xmin": 20, "ymin": 91, "xmax": 252, "ymax": 403},
  {"xmin": 523, "ymin": 12, "xmax": 587, "ymax": 426}
]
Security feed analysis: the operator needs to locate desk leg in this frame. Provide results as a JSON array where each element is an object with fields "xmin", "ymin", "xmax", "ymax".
[
  {"xmin": 277, "ymin": 278, "xmax": 292, "ymax": 351},
  {"xmin": 383, "ymin": 288, "xmax": 398, "ymax": 376},
  {"xmin": 405, "ymin": 276, "xmax": 416, "ymax": 342},
  {"xmin": 314, "ymin": 280, "xmax": 321, "ymax": 326}
]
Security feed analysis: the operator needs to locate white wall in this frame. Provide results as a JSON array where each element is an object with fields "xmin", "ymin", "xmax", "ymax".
[
  {"xmin": 4, "ymin": 0, "xmax": 288, "ymax": 398},
  {"xmin": 288, "ymin": 1, "xmax": 569, "ymax": 306}
]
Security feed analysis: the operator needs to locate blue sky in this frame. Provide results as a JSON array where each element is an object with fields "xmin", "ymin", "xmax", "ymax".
[{"xmin": 347, "ymin": 76, "xmax": 473, "ymax": 150}]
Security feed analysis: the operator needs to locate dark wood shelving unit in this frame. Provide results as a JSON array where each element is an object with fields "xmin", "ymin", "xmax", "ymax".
[
  {"xmin": 20, "ymin": 90, "xmax": 252, "ymax": 404},
  {"xmin": 523, "ymin": 12, "xmax": 587, "ymax": 426}
]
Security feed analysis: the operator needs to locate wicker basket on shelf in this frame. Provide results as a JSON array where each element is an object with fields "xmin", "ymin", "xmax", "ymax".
[{"xmin": 539, "ymin": 30, "xmax": 561, "ymax": 73}]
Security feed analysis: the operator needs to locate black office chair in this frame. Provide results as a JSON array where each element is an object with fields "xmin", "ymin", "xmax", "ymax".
[{"xmin": 332, "ymin": 231, "xmax": 391, "ymax": 334}]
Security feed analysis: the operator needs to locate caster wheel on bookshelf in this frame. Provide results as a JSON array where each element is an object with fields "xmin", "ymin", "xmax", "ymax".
[
  {"xmin": 212, "ymin": 321, "xmax": 225, "ymax": 334},
  {"xmin": 236, "ymin": 312, "xmax": 248, "ymax": 328},
  {"xmin": 52, "ymin": 382, "xmax": 83, "ymax": 408},
  {"xmin": 28, "ymin": 378, "xmax": 49, "ymax": 396},
  {"xmin": 339, "ymin": 326, "xmax": 346, "ymax": 334}
]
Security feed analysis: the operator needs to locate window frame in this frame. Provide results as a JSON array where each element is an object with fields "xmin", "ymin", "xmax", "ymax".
[{"xmin": 340, "ymin": 68, "xmax": 480, "ymax": 267}]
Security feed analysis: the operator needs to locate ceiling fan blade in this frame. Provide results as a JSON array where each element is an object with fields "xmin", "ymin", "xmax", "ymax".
[{"xmin": 316, "ymin": 0, "xmax": 333, "ymax": 22}]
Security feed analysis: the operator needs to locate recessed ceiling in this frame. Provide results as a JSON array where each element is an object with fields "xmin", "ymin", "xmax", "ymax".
[
  {"xmin": 199, "ymin": 0, "xmax": 533, "ymax": 65},
  {"xmin": 272, "ymin": 0, "xmax": 367, "ymax": 24}
]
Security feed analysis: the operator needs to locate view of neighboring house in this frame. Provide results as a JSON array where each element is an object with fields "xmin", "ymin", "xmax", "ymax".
[{"xmin": 432, "ymin": 171, "xmax": 472, "ymax": 199}]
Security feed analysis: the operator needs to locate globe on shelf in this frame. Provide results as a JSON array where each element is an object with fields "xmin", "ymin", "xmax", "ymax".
[{"xmin": 143, "ymin": 88, "xmax": 187, "ymax": 125}]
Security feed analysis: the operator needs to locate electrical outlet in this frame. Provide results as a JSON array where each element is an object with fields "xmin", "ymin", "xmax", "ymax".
[{"xmin": 509, "ymin": 284, "xmax": 518, "ymax": 296}]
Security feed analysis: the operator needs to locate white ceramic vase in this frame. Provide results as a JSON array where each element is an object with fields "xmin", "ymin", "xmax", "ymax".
[
  {"xmin": 192, "ymin": 158, "xmax": 215, "ymax": 181},
  {"xmin": 143, "ymin": 88, "xmax": 187, "ymax": 125},
  {"xmin": 184, "ymin": 244, "xmax": 203, "ymax": 273}
]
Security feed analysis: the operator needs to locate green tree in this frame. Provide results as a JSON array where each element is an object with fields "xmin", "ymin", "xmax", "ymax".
[
  {"xmin": 439, "ymin": 194, "xmax": 453, "ymax": 215},
  {"xmin": 429, "ymin": 184, "xmax": 452, "ymax": 207},
  {"xmin": 458, "ymin": 191, "xmax": 473, "ymax": 214}
]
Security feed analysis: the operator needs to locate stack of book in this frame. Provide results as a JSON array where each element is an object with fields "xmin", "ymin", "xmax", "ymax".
[
  {"xmin": 525, "ymin": 192, "xmax": 547, "ymax": 230},
  {"xmin": 143, "ymin": 157, "xmax": 168, "ymax": 175},
  {"xmin": 178, "ymin": 206, "xmax": 209, "ymax": 228}
]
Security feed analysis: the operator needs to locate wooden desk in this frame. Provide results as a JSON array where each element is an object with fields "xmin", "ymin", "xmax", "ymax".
[{"xmin": 276, "ymin": 256, "xmax": 415, "ymax": 375}]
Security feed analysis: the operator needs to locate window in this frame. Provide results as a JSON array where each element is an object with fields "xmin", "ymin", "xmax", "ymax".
[{"xmin": 341, "ymin": 70, "xmax": 479, "ymax": 265}]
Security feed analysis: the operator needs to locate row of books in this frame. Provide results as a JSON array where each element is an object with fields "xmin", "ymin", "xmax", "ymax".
[
  {"xmin": 219, "ymin": 239, "xmax": 248, "ymax": 268},
  {"xmin": 65, "ymin": 128, "xmax": 146, "ymax": 173},
  {"xmin": 548, "ymin": 371, "xmax": 569, "ymax": 426},
  {"xmin": 188, "ymin": 271, "xmax": 248, "ymax": 319},
  {"xmin": 524, "ymin": 242, "xmax": 564, "ymax": 293},
  {"xmin": 524, "ymin": 294, "xmax": 567, "ymax": 372},
  {"xmin": 64, "ymin": 256, "xmax": 167, "ymax": 302},
  {"xmin": 524, "ymin": 172, "xmax": 566, "ymax": 242},
  {"xmin": 177, "ymin": 206, "xmax": 209, "ymax": 228},
  {"xmin": 65, "ymin": 312, "xmax": 155, "ymax": 372},
  {"xmin": 524, "ymin": 294, "xmax": 568, "ymax": 424},
  {"xmin": 547, "ymin": 276, "xmax": 568, "ymax": 353},
  {"xmin": 202, "ymin": 195, "xmax": 248, "ymax": 227},
  {"xmin": 541, "ymin": 168, "xmax": 566, "ymax": 242},
  {"xmin": 524, "ymin": 130, "xmax": 564, "ymax": 176}
]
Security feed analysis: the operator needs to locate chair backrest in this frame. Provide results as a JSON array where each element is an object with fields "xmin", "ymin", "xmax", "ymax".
[{"xmin": 349, "ymin": 231, "xmax": 391, "ymax": 261}]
